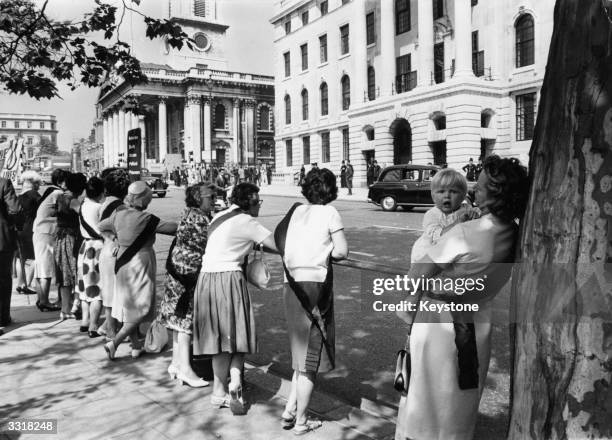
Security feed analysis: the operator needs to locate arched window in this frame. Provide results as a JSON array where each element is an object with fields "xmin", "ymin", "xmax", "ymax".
[
  {"xmin": 301, "ymin": 89, "xmax": 309, "ymax": 120},
  {"xmin": 320, "ymin": 82, "xmax": 328, "ymax": 116},
  {"xmin": 515, "ymin": 15, "xmax": 534, "ymax": 67},
  {"xmin": 341, "ymin": 75, "xmax": 350, "ymax": 110},
  {"xmin": 260, "ymin": 106, "xmax": 270, "ymax": 130},
  {"xmin": 214, "ymin": 103, "xmax": 225, "ymax": 129},
  {"xmin": 367, "ymin": 66, "xmax": 376, "ymax": 101},
  {"xmin": 284, "ymin": 95, "xmax": 291, "ymax": 124}
]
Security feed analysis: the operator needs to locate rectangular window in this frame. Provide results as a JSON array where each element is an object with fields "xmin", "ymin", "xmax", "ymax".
[
  {"xmin": 286, "ymin": 139, "xmax": 293, "ymax": 166},
  {"xmin": 303, "ymin": 136, "xmax": 311, "ymax": 164},
  {"xmin": 395, "ymin": 54, "xmax": 413, "ymax": 93},
  {"xmin": 472, "ymin": 31, "xmax": 485, "ymax": 77},
  {"xmin": 319, "ymin": 34, "xmax": 328, "ymax": 63},
  {"xmin": 395, "ymin": 0, "xmax": 410, "ymax": 34},
  {"xmin": 14, "ymin": 121, "xmax": 19, "ymax": 128},
  {"xmin": 340, "ymin": 24, "xmax": 350, "ymax": 55},
  {"xmin": 320, "ymin": 1, "xmax": 328, "ymax": 16},
  {"xmin": 27, "ymin": 137, "xmax": 33, "ymax": 145},
  {"xmin": 1, "ymin": 121, "xmax": 5, "ymax": 128},
  {"xmin": 301, "ymin": 44, "xmax": 308, "ymax": 71},
  {"xmin": 516, "ymin": 92, "xmax": 536, "ymax": 141},
  {"xmin": 285, "ymin": 20, "xmax": 291, "ymax": 34},
  {"xmin": 433, "ymin": 0, "xmax": 444, "ymax": 19},
  {"xmin": 321, "ymin": 132, "xmax": 330, "ymax": 163},
  {"xmin": 366, "ymin": 12, "xmax": 375, "ymax": 45},
  {"xmin": 434, "ymin": 42, "xmax": 444, "ymax": 83},
  {"xmin": 284, "ymin": 51, "xmax": 291, "ymax": 77},
  {"xmin": 40, "ymin": 121, "xmax": 45, "ymax": 129},
  {"xmin": 342, "ymin": 128, "xmax": 349, "ymax": 161},
  {"xmin": 51, "ymin": 122, "xmax": 55, "ymax": 130},
  {"xmin": 194, "ymin": 0, "xmax": 207, "ymax": 17},
  {"xmin": 27, "ymin": 121, "xmax": 32, "ymax": 128},
  {"xmin": 302, "ymin": 10, "xmax": 309, "ymax": 25}
]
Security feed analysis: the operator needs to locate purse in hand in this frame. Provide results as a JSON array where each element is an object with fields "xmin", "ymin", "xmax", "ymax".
[
  {"xmin": 144, "ymin": 319, "xmax": 169, "ymax": 353},
  {"xmin": 393, "ymin": 334, "xmax": 412, "ymax": 394},
  {"xmin": 246, "ymin": 243, "xmax": 271, "ymax": 289}
]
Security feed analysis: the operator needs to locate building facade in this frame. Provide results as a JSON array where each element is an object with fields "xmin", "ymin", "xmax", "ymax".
[
  {"xmin": 0, "ymin": 113, "xmax": 59, "ymax": 162},
  {"xmin": 271, "ymin": 0, "xmax": 554, "ymax": 186},
  {"xmin": 96, "ymin": 0, "xmax": 275, "ymax": 170}
]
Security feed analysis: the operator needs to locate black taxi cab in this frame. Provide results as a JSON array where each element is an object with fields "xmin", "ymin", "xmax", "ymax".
[{"xmin": 367, "ymin": 164, "xmax": 439, "ymax": 211}]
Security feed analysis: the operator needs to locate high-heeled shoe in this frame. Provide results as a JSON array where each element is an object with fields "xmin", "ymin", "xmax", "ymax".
[
  {"xmin": 59, "ymin": 312, "xmax": 76, "ymax": 320},
  {"xmin": 88, "ymin": 330, "xmax": 101, "ymax": 338},
  {"xmin": 228, "ymin": 382, "xmax": 247, "ymax": 415},
  {"xmin": 210, "ymin": 394, "xmax": 231, "ymax": 408},
  {"xmin": 167, "ymin": 363, "xmax": 178, "ymax": 380},
  {"xmin": 36, "ymin": 301, "xmax": 60, "ymax": 312},
  {"xmin": 104, "ymin": 341, "xmax": 116, "ymax": 360},
  {"xmin": 176, "ymin": 372, "xmax": 209, "ymax": 388}
]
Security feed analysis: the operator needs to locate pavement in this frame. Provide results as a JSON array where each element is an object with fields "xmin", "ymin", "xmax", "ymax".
[{"xmin": 0, "ymin": 276, "xmax": 396, "ymax": 440}]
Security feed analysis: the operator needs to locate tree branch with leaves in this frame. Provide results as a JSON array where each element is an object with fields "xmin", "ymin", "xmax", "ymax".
[{"xmin": 0, "ymin": 0, "xmax": 194, "ymax": 99}]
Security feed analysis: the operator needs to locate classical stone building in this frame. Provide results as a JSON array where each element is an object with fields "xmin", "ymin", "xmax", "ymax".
[
  {"xmin": 96, "ymin": 0, "xmax": 275, "ymax": 170},
  {"xmin": 271, "ymin": 0, "xmax": 554, "ymax": 186},
  {"xmin": 0, "ymin": 113, "xmax": 59, "ymax": 162}
]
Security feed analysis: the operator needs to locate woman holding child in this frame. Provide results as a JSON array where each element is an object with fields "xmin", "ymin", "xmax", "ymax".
[{"xmin": 395, "ymin": 156, "xmax": 529, "ymax": 440}]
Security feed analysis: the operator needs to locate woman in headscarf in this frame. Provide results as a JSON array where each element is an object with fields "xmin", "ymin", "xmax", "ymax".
[
  {"xmin": 159, "ymin": 183, "xmax": 216, "ymax": 387},
  {"xmin": 98, "ymin": 181, "xmax": 177, "ymax": 360},
  {"xmin": 193, "ymin": 183, "xmax": 277, "ymax": 414}
]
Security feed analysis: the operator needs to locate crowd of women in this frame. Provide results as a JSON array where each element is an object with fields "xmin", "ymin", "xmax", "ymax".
[{"xmin": 10, "ymin": 155, "xmax": 529, "ymax": 439}]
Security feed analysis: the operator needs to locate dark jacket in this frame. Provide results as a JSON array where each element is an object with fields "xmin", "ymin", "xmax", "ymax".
[{"xmin": 0, "ymin": 178, "xmax": 21, "ymax": 252}]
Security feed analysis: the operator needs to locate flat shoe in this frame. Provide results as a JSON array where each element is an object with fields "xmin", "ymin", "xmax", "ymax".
[
  {"xmin": 104, "ymin": 341, "xmax": 116, "ymax": 360},
  {"xmin": 293, "ymin": 420, "xmax": 322, "ymax": 436},
  {"xmin": 210, "ymin": 394, "xmax": 230, "ymax": 408},
  {"xmin": 281, "ymin": 410, "xmax": 296, "ymax": 429},
  {"xmin": 88, "ymin": 331, "xmax": 101, "ymax": 338}
]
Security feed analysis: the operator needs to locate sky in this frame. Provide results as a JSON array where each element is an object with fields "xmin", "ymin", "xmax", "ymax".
[{"xmin": 0, "ymin": 0, "xmax": 276, "ymax": 151}]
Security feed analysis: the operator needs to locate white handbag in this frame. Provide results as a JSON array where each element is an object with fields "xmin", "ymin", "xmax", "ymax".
[{"xmin": 246, "ymin": 244, "xmax": 271, "ymax": 289}]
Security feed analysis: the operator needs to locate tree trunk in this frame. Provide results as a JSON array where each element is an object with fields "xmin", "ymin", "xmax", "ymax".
[{"xmin": 509, "ymin": 0, "xmax": 612, "ymax": 438}]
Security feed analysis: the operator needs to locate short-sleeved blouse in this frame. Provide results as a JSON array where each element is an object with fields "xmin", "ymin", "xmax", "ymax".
[
  {"xmin": 283, "ymin": 204, "xmax": 344, "ymax": 282},
  {"xmin": 200, "ymin": 205, "xmax": 271, "ymax": 273}
]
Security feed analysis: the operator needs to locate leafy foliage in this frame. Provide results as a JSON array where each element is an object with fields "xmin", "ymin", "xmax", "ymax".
[
  {"xmin": 37, "ymin": 137, "xmax": 58, "ymax": 155},
  {"xmin": 0, "ymin": 0, "xmax": 194, "ymax": 99}
]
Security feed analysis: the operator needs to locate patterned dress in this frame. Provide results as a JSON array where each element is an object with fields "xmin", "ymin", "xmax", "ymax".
[
  {"xmin": 54, "ymin": 193, "xmax": 81, "ymax": 287},
  {"xmin": 159, "ymin": 208, "xmax": 210, "ymax": 334}
]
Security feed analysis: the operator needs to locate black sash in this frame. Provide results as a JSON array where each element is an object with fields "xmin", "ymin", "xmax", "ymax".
[
  {"xmin": 100, "ymin": 199, "xmax": 123, "ymax": 221},
  {"xmin": 36, "ymin": 186, "xmax": 58, "ymax": 209},
  {"xmin": 274, "ymin": 202, "xmax": 335, "ymax": 369},
  {"xmin": 114, "ymin": 214, "xmax": 160, "ymax": 273},
  {"xmin": 79, "ymin": 203, "xmax": 102, "ymax": 240},
  {"xmin": 207, "ymin": 208, "xmax": 244, "ymax": 238}
]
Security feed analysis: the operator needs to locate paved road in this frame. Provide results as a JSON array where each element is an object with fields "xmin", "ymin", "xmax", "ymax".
[{"xmin": 147, "ymin": 187, "xmax": 510, "ymax": 439}]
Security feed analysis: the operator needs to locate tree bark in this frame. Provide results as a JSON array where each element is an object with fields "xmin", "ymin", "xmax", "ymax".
[{"xmin": 509, "ymin": 0, "xmax": 612, "ymax": 438}]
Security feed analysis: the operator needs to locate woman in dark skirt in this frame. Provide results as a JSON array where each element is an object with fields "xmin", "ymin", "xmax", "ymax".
[
  {"xmin": 159, "ymin": 183, "xmax": 216, "ymax": 387},
  {"xmin": 274, "ymin": 168, "xmax": 348, "ymax": 435},
  {"xmin": 193, "ymin": 183, "xmax": 277, "ymax": 414},
  {"xmin": 15, "ymin": 171, "xmax": 41, "ymax": 295}
]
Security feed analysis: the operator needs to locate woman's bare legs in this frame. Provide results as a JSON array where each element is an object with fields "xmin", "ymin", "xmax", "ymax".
[
  {"xmin": 284, "ymin": 370, "xmax": 299, "ymax": 417},
  {"xmin": 112, "ymin": 321, "xmax": 139, "ymax": 349},
  {"xmin": 177, "ymin": 331, "xmax": 200, "ymax": 380},
  {"xmin": 295, "ymin": 371, "xmax": 316, "ymax": 425},
  {"xmin": 212, "ymin": 353, "xmax": 231, "ymax": 397},
  {"xmin": 88, "ymin": 300, "xmax": 102, "ymax": 331},
  {"xmin": 81, "ymin": 300, "xmax": 90, "ymax": 327},
  {"xmin": 59, "ymin": 286, "xmax": 72, "ymax": 314}
]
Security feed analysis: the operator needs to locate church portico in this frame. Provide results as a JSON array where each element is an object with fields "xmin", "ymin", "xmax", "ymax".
[{"xmin": 96, "ymin": 0, "xmax": 275, "ymax": 171}]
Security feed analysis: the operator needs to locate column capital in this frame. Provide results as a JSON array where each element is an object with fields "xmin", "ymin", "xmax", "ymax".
[
  {"xmin": 158, "ymin": 95, "xmax": 169, "ymax": 104},
  {"xmin": 244, "ymin": 99, "xmax": 257, "ymax": 109},
  {"xmin": 187, "ymin": 94, "xmax": 202, "ymax": 105},
  {"xmin": 202, "ymin": 96, "xmax": 213, "ymax": 105},
  {"xmin": 233, "ymin": 97, "xmax": 242, "ymax": 107}
]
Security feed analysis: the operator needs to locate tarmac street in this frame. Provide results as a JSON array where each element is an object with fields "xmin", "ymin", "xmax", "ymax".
[{"xmin": 0, "ymin": 185, "xmax": 511, "ymax": 439}]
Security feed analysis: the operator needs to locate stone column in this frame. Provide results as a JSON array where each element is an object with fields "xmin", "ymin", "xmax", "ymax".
[
  {"xmin": 183, "ymin": 99, "xmax": 191, "ymax": 162},
  {"xmin": 118, "ymin": 109, "xmax": 126, "ymax": 166},
  {"xmin": 187, "ymin": 94, "xmax": 202, "ymax": 164},
  {"xmin": 138, "ymin": 115, "xmax": 146, "ymax": 167},
  {"xmin": 245, "ymin": 99, "xmax": 255, "ymax": 165},
  {"xmin": 453, "ymin": 0, "xmax": 474, "ymax": 78},
  {"xmin": 353, "ymin": 0, "xmax": 368, "ymax": 103},
  {"xmin": 112, "ymin": 110, "xmax": 120, "ymax": 167},
  {"xmin": 203, "ymin": 96, "xmax": 212, "ymax": 165},
  {"xmin": 379, "ymin": 0, "xmax": 396, "ymax": 97},
  {"xmin": 103, "ymin": 116, "xmax": 109, "ymax": 167},
  {"xmin": 232, "ymin": 98, "xmax": 240, "ymax": 164},
  {"xmin": 417, "ymin": 0, "xmax": 434, "ymax": 86},
  {"xmin": 158, "ymin": 96, "xmax": 168, "ymax": 163}
]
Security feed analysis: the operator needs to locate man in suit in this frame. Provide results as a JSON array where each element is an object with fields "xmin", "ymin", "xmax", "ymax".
[
  {"xmin": 346, "ymin": 160, "xmax": 354, "ymax": 195},
  {"xmin": 0, "ymin": 176, "xmax": 22, "ymax": 329}
]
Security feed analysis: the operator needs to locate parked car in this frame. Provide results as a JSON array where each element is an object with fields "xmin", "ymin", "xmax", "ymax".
[
  {"xmin": 141, "ymin": 168, "xmax": 168, "ymax": 198},
  {"xmin": 368, "ymin": 164, "xmax": 476, "ymax": 211}
]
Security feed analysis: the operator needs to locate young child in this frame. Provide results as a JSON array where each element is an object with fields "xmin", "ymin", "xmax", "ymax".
[{"xmin": 410, "ymin": 168, "xmax": 478, "ymax": 263}]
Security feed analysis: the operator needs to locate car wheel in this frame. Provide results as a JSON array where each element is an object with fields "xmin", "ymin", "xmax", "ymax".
[
  {"xmin": 157, "ymin": 192, "xmax": 166, "ymax": 198},
  {"xmin": 400, "ymin": 206, "xmax": 414, "ymax": 211},
  {"xmin": 380, "ymin": 196, "xmax": 397, "ymax": 211}
]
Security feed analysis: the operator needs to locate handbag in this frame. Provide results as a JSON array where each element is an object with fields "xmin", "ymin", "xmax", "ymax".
[
  {"xmin": 144, "ymin": 320, "xmax": 169, "ymax": 353},
  {"xmin": 393, "ymin": 334, "xmax": 411, "ymax": 394},
  {"xmin": 246, "ymin": 243, "xmax": 271, "ymax": 289}
]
